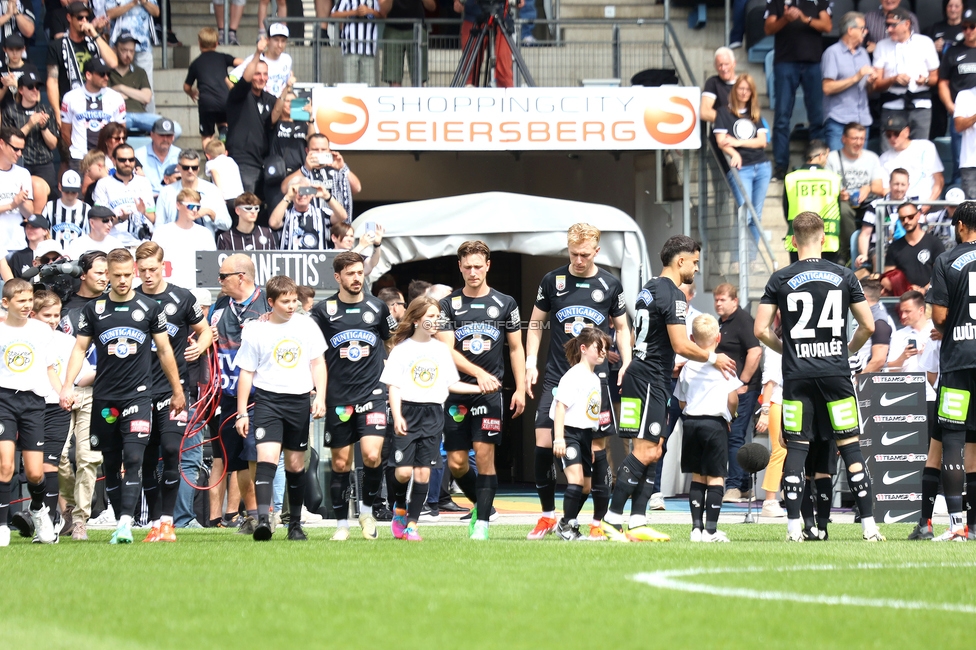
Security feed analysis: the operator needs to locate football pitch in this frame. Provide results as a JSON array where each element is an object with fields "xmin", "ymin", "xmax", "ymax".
[{"xmin": 5, "ymin": 523, "xmax": 976, "ymax": 649}]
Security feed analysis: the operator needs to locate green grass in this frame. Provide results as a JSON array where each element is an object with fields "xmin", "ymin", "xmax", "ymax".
[{"xmin": 6, "ymin": 524, "xmax": 976, "ymax": 649}]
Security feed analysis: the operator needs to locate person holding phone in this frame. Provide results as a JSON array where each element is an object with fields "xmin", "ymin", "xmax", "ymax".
[
  {"xmin": 281, "ymin": 132, "xmax": 360, "ymax": 220},
  {"xmin": 269, "ymin": 176, "xmax": 348, "ymax": 250}
]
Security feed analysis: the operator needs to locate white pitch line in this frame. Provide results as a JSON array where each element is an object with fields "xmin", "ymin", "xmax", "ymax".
[{"xmin": 632, "ymin": 562, "xmax": 976, "ymax": 614}]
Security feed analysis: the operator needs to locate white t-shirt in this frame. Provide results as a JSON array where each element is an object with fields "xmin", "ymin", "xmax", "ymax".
[
  {"xmin": 760, "ymin": 346, "xmax": 783, "ymax": 404},
  {"xmin": 380, "ymin": 338, "xmax": 460, "ymax": 404},
  {"xmin": 155, "ymin": 180, "xmax": 231, "ymax": 235},
  {"xmin": 205, "ymin": 155, "xmax": 245, "ymax": 201},
  {"xmin": 0, "ymin": 319, "xmax": 57, "ymax": 397},
  {"xmin": 229, "ymin": 53, "xmax": 293, "ymax": 98},
  {"xmin": 873, "ymin": 34, "xmax": 940, "ymax": 110},
  {"xmin": 65, "ymin": 233, "xmax": 126, "ymax": 260},
  {"xmin": 674, "ymin": 360, "xmax": 742, "ymax": 422},
  {"xmin": 235, "ymin": 313, "xmax": 327, "ymax": 395},
  {"xmin": 46, "ymin": 328, "xmax": 92, "ymax": 405},
  {"xmin": 0, "ymin": 164, "xmax": 32, "ymax": 251},
  {"xmin": 549, "ymin": 363, "xmax": 601, "ymax": 430},
  {"xmin": 886, "ymin": 321, "xmax": 937, "ymax": 401},
  {"xmin": 92, "ymin": 174, "xmax": 157, "ymax": 244},
  {"xmin": 60, "ymin": 86, "xmax": 126, "ymax": 160},
  {"xmin": 150, "ymin": 222, "xmax": 216, "ymax": 290},
  {"xmin": 954, "ymin": 87, "xmax": 976, "ymax": 169},
  {"xmin": 879, "ymin": 139, "xmax": 944, "ymax": 204}
]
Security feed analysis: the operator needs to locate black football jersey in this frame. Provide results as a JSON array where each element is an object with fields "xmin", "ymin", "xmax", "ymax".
[
  {"xmin": 631, "ymin": 277, "xmax": 686, "ymax": 378},
  {"xmin": 77, "ymin": 294, "xmax": 168, "ymax": 400},
  {"xmin": 535, "ymin": 265, "xmax": 627, "ymax": 383},
  {"xmin": 927, "ymin": 242, "xmax": 976, "ymax": 373},
  {"xmin": 439, "ymin": 288, "xmax": 520, "ymax": 384},
  {"xmin": 137, "ymin": 284, "xmax": 205, "ymax": 390},
  {"xmin": 309, "ymin": 294, "xmax": 395, "ymax": 404},
  {"xmin": 210, "ymin": 288, "xmax": 271, "ymax": 397},
  {"xmin": 760, "ymin": 258, "xmax": 865, "ymax": 380}
]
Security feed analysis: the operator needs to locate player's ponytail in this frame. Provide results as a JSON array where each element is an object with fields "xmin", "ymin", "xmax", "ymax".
[{"xmin": 564, "ymin": 326, "xmax": 610, "ymax": 366}]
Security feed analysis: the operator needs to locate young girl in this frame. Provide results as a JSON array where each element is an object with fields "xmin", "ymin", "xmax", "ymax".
[
  {"xmin": 380, "ymin": 297, "xmax": 481, "ymax": 541},
  {"xmin": 551, "ymin": 327, "xmax": 609, "ymax": 542}
]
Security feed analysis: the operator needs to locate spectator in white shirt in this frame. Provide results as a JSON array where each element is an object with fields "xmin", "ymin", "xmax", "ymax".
[
  {"xmin": 953, "ymin": 85, "xmax": 976, "ymax": 199},
  {"xmin": 65, "ymin": 205, "xmax": 124, "ymax": 259},
  {"xmin": 91, "ymin": 141, "xmax": 155, "ymax": 243},
  {"xmin": 151, "ymin": 187, "xmax": 217, "ymax": 289},
  {"xmin": 227, "ymin": 23, "xmax": 292, "ymax": 98},
  {"xmin": 203, "ymin": 138, "xmax": 243, "ymax": 209},
  {"xmin": 154, "ymin": 149, "xmax": 231, "ymax": 236},
  {"xmin": 879, "ymin": 113, "xmax": 944, "ymax": 214}
]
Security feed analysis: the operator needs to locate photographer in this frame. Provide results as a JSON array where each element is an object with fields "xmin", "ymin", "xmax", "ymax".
[
  {"xmin": 9, "ymin": 213, "xmax": 52, "ymax": 279},
  {"xmin": 281, "ymin": 132, "xmax": 359, "ymax": 219},
  {"xmin": 269, "ymin": 177, "xmax": 347, "ymax": 251}
]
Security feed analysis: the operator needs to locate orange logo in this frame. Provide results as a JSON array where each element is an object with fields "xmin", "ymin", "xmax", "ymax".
[
  {"xmin": 643, "ymin": 96, "xmax": 697, "ymax": 145},
  {"xmin": 316, "ymin": 96, "xmax": 369, "ymax": 145}
]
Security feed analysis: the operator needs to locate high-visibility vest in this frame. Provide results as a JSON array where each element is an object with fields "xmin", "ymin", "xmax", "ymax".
[{"xmin": 783, "ymin": 166, "xmax": 842, "ymax": 253}]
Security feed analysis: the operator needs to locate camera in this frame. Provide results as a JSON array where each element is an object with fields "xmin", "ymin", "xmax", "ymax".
[{"xmin": 23, "ymin": 257, "xmax": 83, "ymax": 304}]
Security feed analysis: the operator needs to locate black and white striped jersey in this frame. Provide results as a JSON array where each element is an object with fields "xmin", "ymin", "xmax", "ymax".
[
  {"xmin": 335, "ymin": 0, "xmax": 380, "ymax": 56},
  {"xmin": 43, "ymin": 199, "xmax": 91, "ymax": 248}
]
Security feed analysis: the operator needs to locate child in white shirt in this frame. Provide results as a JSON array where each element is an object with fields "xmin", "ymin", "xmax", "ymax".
[{"xmin": 204, "ymin": 139, "xmax": 245, "ymax": 209}]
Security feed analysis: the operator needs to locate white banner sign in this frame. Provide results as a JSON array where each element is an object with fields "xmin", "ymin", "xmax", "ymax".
[{"xmin": 312, "ymin": 86, "xmax": 700, "ymax": 151}]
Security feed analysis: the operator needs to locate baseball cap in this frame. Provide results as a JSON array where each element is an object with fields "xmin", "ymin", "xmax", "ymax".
[
  {"xmin": 18, "ymin": 71, "xmax": 40, "ymax": 89},
  {"xmin": 152, "ymin": 117, "xmax": 176, "ymax": 135},
  {"xmin": 115, "ymin": 31, "xmax": 137, "ymax": 44},
  {"xmin": 269, "ymin": 23, "xmax": 289, "ymax": 38},
  {"xmin": 84, "ymin": 57, "xmax": 111, "ymax": 76},
  {"xmin": 61, "ymin": 170, "xmax": 82, "ymax": 192},
  {"xmin": 883, "ymin": 113, "xmax": 909, "ymax": 133},
  {"xmin": 190, "ymin": 288, "xmax": 213, "ymax": 308},
  {"xmin": 34, "ymin": 240, "xmax": 63, "ymax": 260},
  {"xmin": 66, "ymin": 1, "xmax": 90, "ymax": 17},
  {"xmin": 946, "ymin": 187, "xmax": 966, "ymax": 206},
  {"xmin": 89, "ymin": 205, "xmax": 116, "ymax": 221},
  {"xmin": 23, "ymin": 214, "xmax": 51, "ymax": 230},
  {"xmin": 163, "ymin": 163, "xmax": 179, "ymax": 176},
  {"xmin": 887, "ymin": 7, "xmax": 912, "ymax": 23},
  {"xmin": 3, "ymin": 34, "xmax": 25, "ymax": 50},
  {"xmin": 965, "ymin": 8, "xmax": 976, "ymax": 26}
]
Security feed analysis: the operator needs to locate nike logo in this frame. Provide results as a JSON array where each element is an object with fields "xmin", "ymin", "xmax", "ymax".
[
  {"xmin": 137, "ymin": 433, "xmax": 149, "ymax": 438},
  {"xmin": 556, "ymin": 291, "xmax": 569, "ymax": 297},
  {"xmin": 36, "ymin": 441, "xmax": 44, "ymax": 447},
  {"xmin": 883, "ymin": 470, "xmax": 919, "ymax": 485},
  {"xmin": 626, "ymin": 479, "xmax": 638, "ymax": 485},
  {"xmin": 300, "ymin": 443, "xmax": 307, "ymax": 448},
  {"xmin": 255, "ymin": 481, "xmax": 269, "ymax": 486},
  {"xmin": 858, "ymin": 377, "xmax": 870, "ymax": 392},
  {"xmin": 330, "ymin": 315, "xmax": 342, "ymax": 321},
  {"xmin": 99, "ymin": 314, "xmax": 112, "ymax": 320},
  {"xmin": 880, "ymin": 392, "xmax": 915, "ymax": 407},
  {"xmin": 487, "ymin": 431, "xmax": 499, "ymax": 437},
  {"xmin": 455, "ymin": 309, "xmax": 468, "ymax": 315},
  {"xmin": 884, "ymin": 509, "xmax": 920, "ymax": 524},
  {"xmin": 881, "ymin": 431, "xmax": 917, "ymax": 445},
  {"xmin": 709, "ymin": 504, "xmax": 721, "ymax": 509},
  {"xmin": 959, "ymin": 55, "xmax": 967, "ymax": 62}
]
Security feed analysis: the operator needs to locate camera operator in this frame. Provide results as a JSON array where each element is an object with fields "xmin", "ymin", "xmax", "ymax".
[
  {"xmin": 281, "ymin": 132, "xmax": 359, "ymax": 220},
  {"xmin": 24, "ymin": 241, "xmax": 64, "ymax": 283},
  {"xmin": 453, "ymin": 0, "xmax": 522, "ymax": 88},
  {"xmin": 269, "ymin": 176, "xmax": 347, "ymax": 250},
  {"xmin": 9, "ymin": 213, "xmax": 52, "ymax": 279}
]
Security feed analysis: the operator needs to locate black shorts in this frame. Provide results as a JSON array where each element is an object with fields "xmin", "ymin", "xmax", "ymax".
[
  {"xmin": 89, "ymin": 396, "xmax": 154, "ymax": 452},
  {"xmin": 214, "ymin": 393, "xmax": 253, "ymax": 472},
  {"xmin": 680, "ymin": 416, "xmax": 729, "ymax": 477},
  {"xmin": 618, "ymin": 370, "xmax": 670, "ymax": 442},
  {"xmin": 44, "ymin": 403, "xmax": 72, "ymax": 464},
  {"xmin": 559, "ymin": 426, "xmax": 593, "ymax": 476},
  {"xmin": 806, "ymin": 437, "xmax": 838, "ymax": 475},
  {"xmin": 252, "ymin": 388, "xmax": 311, "ymax": 452},
  {"xmin": 393, "ymin": 402, "xmax": 443, "ymax": 468},
  {"xmin": 198, "ymin": 109, "xmax": 227, "ymax": 137},
  {"xmin": 0, "ymin": 388, "xmax": 45, "ymax": 450},
  {"xmin": 151, "ymin": 391, "xmax": 188, "ymax": 446},
  {"xmin": 444, "ymin": 392, "xmax": 504, "ymax": 451},
  {"xmin": 325, "ymin": 394, "xmax": 388, "ymax": 449},
  {"xmin": 936, "ymin": 370, "xmax": 976, "ymax": 432},
  {"xmin": 536, "ymin": 379, "xmax": 616, "ymax": 438},
  {"xmin": 781, "ymin": 376, "xmax": 860, "ymax": 443}
]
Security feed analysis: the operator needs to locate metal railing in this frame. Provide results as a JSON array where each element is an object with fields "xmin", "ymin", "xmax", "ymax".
[{"xmin": 869, "ymin": 200, "xmax": 959, "ymax": 272}]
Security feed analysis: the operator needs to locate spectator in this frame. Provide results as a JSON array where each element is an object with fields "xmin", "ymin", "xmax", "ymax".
[
  {"xmin": 381, "ymin": 0, "xmax": 434, "ymax": 86},
  {"xmin": 257, "ymin": 0, "xmax": 286, "ymax": 39},
  {"xmin": 104, "ymin": 0, "xmax": 158, "ymax": 112},
  {"xmin": 700, "ymin": 46, "xmax": 736, "ymax": 125},
  {"xmin": 0, "ymin": 0, "xmax": 35, "ymax": 53},
  {"xmin": 92, "ymin": 141, "xmax": 155, "ymax": 244},
  {"xmin": 928, "ymin": 0, "xmax": 965, "ymax": 143},
  {"xmin": 264, "ymin": 87, "xmax": 309, "ymax": 208},
  {"xmin": 712, "ymin": 283, "xmax": 761, "ymax": 503},
  {"xmin": 406, "ymin": 278, "xmax": 429, "ymax": 302},
  {"xmin": 784, "ymin": 140, "xmax": 845, "ymax": 263},
  {"xmin": 953, "ymin": 79, "xmax": 976, "ymax": 198},
  {"xmin": 821, "ymin": 12, "xmax": 875, "ymax": 152},
  {"xmin": 377, "ymin": 286, "xmax": 405, "ymax": 322},
  {"xmin": 886, "ymin": 290, "xmax": 935, "ymax": 377},
  {"xmin": 763, "ymin": 0, "xmax": 831, "ymax": 179},
  {"xmin": 872, "ymin": 8, "xmax": 940, "ymax": 149},
  {"xmin": 43, "ymin": 169, "xmax": 91, "ymax": 247},
  {"xmin": 883, "ymin": 201, "xmax": 945, "ymax": 293},
  {"xmin": 212, "ymin": 0, "xmax": 243, "ymax": 44},
  {"xmin": 8, "ymin": 213, "xmax": 51, "ymax": 279},
  {"xmin": 216, "ymin": 192, "xmax": 276, "ymax": 250},
  {"xmin": 94, "ymin": 121, "xmax": 126, "ymax": 165},
  {"xmin": 0, "ymin": 126, "xmax": 32, "ymax": 250},
  {"xmin": 282, "ymin": 132, "xmax": 360, "ymax": 220},
  {"xmin": 155, "ymin": 149, "xmax": 230, "ymax": 236},
  {"xmin": 2, "ymin": 70, "xmax": 59, "ymax": 194},
  {"xmin": 331, "ymin": 220, "xmax": 383, "ymax": 274},
  {"xmin": 60, "ymin": 57, "xmax": 126, "ymax": 171},
  {"xmin": 330, "ymin": 0, "xmax": 382, "ymax": 84},
  {"xmin": 856, "ymin": 278, "xmax": 893, "ymax": 373},
  {"xmin": 826, "ymin": 122, "xmax": 885, "ymax": 240},
  {"xmin": 453, "ymin": 0, "xmax": 520, "ymax": 88},
  {"xmin": 204, "ymin": 138, "xmax": 244, "ymax": 209},
  {"xmin": 183, "ymin": 27, "xmax": 242, "ymax": 148},
  {"xmin": 518, "ymin": 0, "xmax": 536, "ymax": 45},
  {"xmin": 79, "ymin": 149, "xmax": 108, "ymax": 204},
  {"xmin": 228, "ymin": 23, "xmax": 292, "ymax": 97},
  {"xmin": 864, "ymin": 0, "xmax": 918, "ymax": 53},
  {"xmin": 714, "ymin": 73, "xmax": 770, "ymax": 245},
  {"xmin": 269, "ymin": 177, "xmax": 348, "ymax": 250},
  {"xmin": 926, "ymin": 185, "xmax": 964, "ymax": 249},
  {"xmin": 939, "ymin": 9, "xmax": 976, "ymax": 188},
  {"xmin": 134, "ymin": 116, "xmax": 180, "ymax": 196},
  {"xmin": 46, "ymin": 1, "xmax": 118, "ymax": 130},
  {"xmin": 0, "ymin": 34, "xmax": 38, "ymax": 107},
  {"xmin": 151, "ymin": 187, "xmax": 217, "ymax": 289},
  {"xmin": 109, "ymin": 32, "xmax": 179, "ymax": 136},
  {"xmin": 64, "ymin": 205, "xmax": 123, "ymax": 259},
  {"xmin": 855, "ymin": 168, "xmax": 911, "ymax": 271},
  {"xmin": 296, "ymin": 284, "xmax": 314, "ymax": 313},
  {"xmin": 879, "ymin": 113, "xmax": 945, "ymax": 212},
  {"xmin": 225, "ymin": 41, "xmax": 290, "ymax": 195}
]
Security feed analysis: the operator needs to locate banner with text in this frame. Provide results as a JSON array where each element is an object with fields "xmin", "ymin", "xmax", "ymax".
[
  {"xmin": 196, "ymin": 251, "xmax": 341, "ymax": 291},
  {"xmin": 312, "ymin": 86, "xmax": 701, "ymax": 151}
]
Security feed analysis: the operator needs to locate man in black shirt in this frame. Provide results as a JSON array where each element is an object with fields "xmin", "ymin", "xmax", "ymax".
[
  {"xmin": 525, "ymin": 223, "xmax": 630, "ymax": 540},
  {"xmin": 224, "ymin": 36, "xmax": 290, "ymax": 197},
  {"xmin": 938, "ymin": 8, "xmax": 976, "ymax": 186},
  {"xmin": 763, "ymin": 0, "xmax": 831, "ymax": 178},
  {"xmin": 884, "ymin": 202, "xmax": 945, "ymax": 293},
  {"xmin": 134, "ymin": 242, "xmax": 211, "ymax": 542},
  {"xmin": 9, "ymin": 213, "xmax": 51, "ymax": 279},
  {"xmin": 60, "ymin": 247, "xmax": 184, "ymax": 545},
  {"xmin": 308, "ymin": 252, "xmax": 395, "ymax": 541},
  {"xmin": 925, "ymin": 201, "xmax": 976, "ymax": 541},
  {"xmin": 713, "ymin": 283, "xmax": 762, "ymax": 501},
  {"xmin": 436, "ymin": 241, "xmax": 525, "ymax": 540},
  {"xmin": 700, "ymin": 46, "xmax": 737, "ymax": 124},
  {"xmin": 755, "ymin": 211, "xmax": 884, "ymax": 542},
  {"xmin": 600, "ymin": 236, "xmax": 735, "ymax": 543}
]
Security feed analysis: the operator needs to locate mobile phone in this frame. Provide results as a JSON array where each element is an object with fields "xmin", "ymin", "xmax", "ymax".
[
  {"xmin": 298, "ymin": 186, "xmax": 318, "ymax": 197},
  {"xmin": 907, "ymin": 338, "xmax": 917, "ymax": 349},
  {"xmin": 365, "ymin": 221, "xmax": 376, "ymax": 235},
  {"xmin": 290, "ymin": 97, "xmax": 312, "ymax": 122}
]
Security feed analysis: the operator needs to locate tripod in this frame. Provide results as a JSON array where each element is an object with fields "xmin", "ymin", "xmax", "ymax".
[{"xmin": 450, "ymin": 2, "xmax": 535, "ymax": 87}]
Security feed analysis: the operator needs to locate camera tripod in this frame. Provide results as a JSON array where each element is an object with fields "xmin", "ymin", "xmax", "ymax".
[{"xmin": 450, "ymin": 1, "xmax": 535, "ymax": 87}]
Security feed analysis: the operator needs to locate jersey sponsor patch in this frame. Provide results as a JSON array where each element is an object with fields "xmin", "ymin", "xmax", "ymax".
[
  {"xmin": 556, "ymin": 275, "xmax": 566, "ymax": 291},
  {"xmin": 599, "ymin": 410, "xmax": 611, "ymax": 426}
]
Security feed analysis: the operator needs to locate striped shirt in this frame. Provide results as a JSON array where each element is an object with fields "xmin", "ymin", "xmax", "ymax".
[
  {"xmin": 335, "ymin": 0, "xmax": 380, "ymax": 56},
  {"xmin": 0, "ymin": 1, "xmax": 35, "ymax": 50},
  {"xmin": 300, "ymin": 164, "xmax": 354, "ymax": 220},
  {"xmin": 43, "ymin": 199, "xmax": 91, "ymax": 248},
  {"xmin": 280, "ymin": 205, "xmax": 332, "ymax": 251},
  {"xmin": 217, "ymin": 226, "xmax": 278, "ymax": 251}
]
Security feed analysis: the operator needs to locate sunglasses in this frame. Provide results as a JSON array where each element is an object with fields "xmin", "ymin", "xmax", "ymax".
[
  {"xmin": 181, "ymin": 202, "xmax": 202, "ymax": 211},
  {"xmin": 238, "ymin": 205, "xmax": 260, "ymax": 212},
  {"xmin": 5, "ymin": 142, "xmax": 23, "ymax": 152},
  {"xmin": 72, "ymin": 14, "xmax": 90, "ymax": 20},
  {"xmin": 109, "ymin": 135, "xmax": 124, "ymax": 141},
  {"xmin": 884, "ymin": 131, "xmax": 902, "ymax": 139},
  {"xmin": 966, "ymin": 24, "xmax": 976, "ymax": 30},
  {"xmin": 885, "ymin": 21, "xmax": 903, "ymax": 29},
  {"xmin": 20, "ymin": 84, "xmax": 38, "ymax": 91},
  {"xmin": 180, "ymin": 164, "xmax": 199, "ymax": 171},
  {"xmin": 218, "ymin": 271, "xmax": 243, "ymax": 281},
  {"xmin": 92, "ymin": 71, "xmax": 109, "ymax": 77},
  {"xmin": 899, "ymin": 212, "xmax": 919, "ymax": 220},
  {"xmin": 40, "ymin": 255, "xmax": 61, "ymax": 264},
  {"xmin": 116, "ymin": 156, "xmax": 135, "ymax": 163}
]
